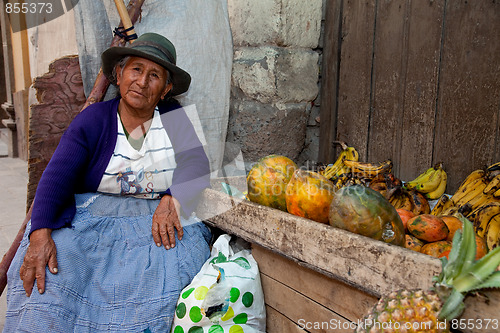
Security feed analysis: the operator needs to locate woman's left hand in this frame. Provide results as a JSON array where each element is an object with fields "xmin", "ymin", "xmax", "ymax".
[{"xmin": 152, "ymin": 195, "xmax": 183, "ymax": 249}]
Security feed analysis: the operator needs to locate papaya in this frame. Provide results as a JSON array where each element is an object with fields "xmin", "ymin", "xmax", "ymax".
[
  {"xmin": 421, "ymin": 241, "xmax": 452, "ymax": 258},
  {"xmin": 437, "ymin": 235, "xmax": 487, "ymax": 260},
  {"xmin": 285, "ymin": 169, "xmax": 336, "ymax": 224},
  {"xmin": 396, "ymin": 208, "xmax": 416, "ymax": 231},
  {"xmin": 405, "ymin": 234, "xmax": 425, "ymax": 252},
  {"xmin": 441, "ymin": 215, "xmax": 463, "ymax": 242},
  {"xmin": 329, "ymin": 185, "xmax": 405, "ymax": 247},
  {"xmin": 407, "ymin": 214, "xmax": 449, "ymax": 242},
  {"xmin": 246, "ymin": 155, "xmax": 297, "ymax": 211}
]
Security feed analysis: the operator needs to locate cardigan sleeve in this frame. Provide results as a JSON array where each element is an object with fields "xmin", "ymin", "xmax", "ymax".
[{"xmin": 159, "ymin": 102, "xmax": 211, "ymax": 217}]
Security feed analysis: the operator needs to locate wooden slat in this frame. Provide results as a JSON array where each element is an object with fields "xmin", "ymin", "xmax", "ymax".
[
  {"xmin": 433, "ymin": 1, "xmax": 500, "ymax": 192},
  {"xmin": 252, "ymin": 244, "xmax": 377, "ymax": 322},
  {"xmin": 398, "ymin": 0, "xmax": 444, "ymax": 182},
  {"xmin": 335, "ymin": 0, "xmax": 376, "ymax": 160},
  {"xmin": 367, "ymin": 0, "xmax": 408, "ymax": 174},
  {"xmin": 318, "ymin": 0, "xmax": 342, "ymax": 164},
  {"xmin": 260, "ymin": 275, "xmax": 352, "ymax": 333},
  {"xmin": 199, "ymin": 188, "xmax": 442, "ymax": 297},
  {"xmin": 266, "ymin": 306, "xmax": 308, "ymax": 333}
]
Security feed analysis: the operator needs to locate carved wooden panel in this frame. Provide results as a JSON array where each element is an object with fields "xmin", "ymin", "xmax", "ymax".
[{"xmin": 28, "ymin": 55, "xmax": 86, "ymax": 206}]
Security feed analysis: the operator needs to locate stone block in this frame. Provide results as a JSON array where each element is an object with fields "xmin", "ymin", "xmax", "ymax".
[
  {"xmin": 226, "ymin": 99, "xmax": 308, "ymax": 163},
  {"xmin": 228, "ymin": 0, "xmax": 322, "ymax": 48},
  {"xmin": 227, "ymin": 0, "xmax": 281, "ymax": 46},
  {"xmin": 232, "ymin": 47, "xmax": 320, "ymax": 104},
  {"xmin": 281, "ymin": 0, "xmax": 323, "ymax": 48}
]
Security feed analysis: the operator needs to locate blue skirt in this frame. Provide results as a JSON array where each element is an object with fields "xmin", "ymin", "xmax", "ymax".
[{"xmin": 3, "ymin": 193, "xmax": 212, "ymax": 333}]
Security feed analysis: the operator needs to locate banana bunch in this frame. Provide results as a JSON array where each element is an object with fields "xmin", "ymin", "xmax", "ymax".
[
  {"xmin": 473, "ymin": 202, "xmax": 500, "ymax": 250},
  {"xmin": 388, "ymin": 187, "xmax": 431, "ymax": 215},
  {"xmin": 430, "ymin": 161, "xmax": 500, "ymax": 250},
  {"xmin": 321, "ymin": 141, "xmax": 359, "ymax": 180},
  {"xmin": 404, "ymin": 163, "xmax": 447, "ymax": 200},
  {"xmin": 343, "ymin": 159, "xmax": 393, "ymax": 180}
]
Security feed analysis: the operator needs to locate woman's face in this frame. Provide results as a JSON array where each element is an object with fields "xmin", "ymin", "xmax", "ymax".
[{"xmin": 116, "ymin": 56, "xmax": 173, "ymax": 115}]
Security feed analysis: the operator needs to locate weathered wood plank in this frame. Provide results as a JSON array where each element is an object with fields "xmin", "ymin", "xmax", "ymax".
[
  {"xmin": 28, "ymin": 56, "xmax": 86, "ymax": 206},
  {"xmin": 260, "ymin": 275, "xmax": 352, "ymax": 333},
  {"xmin": 335, "ymin": 0, "xmax": 376, "ymax": 160},
  {"xmin": 252, "ymin": 244, "xmax": 377, "ymax": 322},
  {"xmin": 199, "ymin": 188, "xmax": 442, "ymax": 297},
  {"xmin": 265, "ymin": 305, "xmax": 307, "ymax": 333},
  {"xmin": 368, "ymin": 0, "xmax": 408, "ymax": 174},
  {"xmin": 318, "ymin": 0, "xmax": 342, "ymax": 164},
  {"xmin": 398, "ymin": 0, "xmax": 444, "ymax": 182},
  {"xmin": 433, "ymin": 0, "xmax": 500, "ymax": 192}
]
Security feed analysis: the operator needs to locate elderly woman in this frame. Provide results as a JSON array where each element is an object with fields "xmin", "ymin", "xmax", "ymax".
[{"xmin": 3, "ymin": 33, "xmax": 211, "ymax": 332}]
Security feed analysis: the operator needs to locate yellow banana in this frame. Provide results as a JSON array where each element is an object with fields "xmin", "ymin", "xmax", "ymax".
[
  {"xmin": 414, "ymin": 168, "xmax": 443, "ymax": 194},
  {"xmin": 453, "ymin": 179, "xmax": 489, "ymax": 208},
  {"xmin": 430, "ymin": 194, "xmax": 455, "ymax": 216},
  {"xmin": 405, "ymin": 167, "xmax": 437, "ymax": 190},
  {"xmin": 451, "ymin": 176, "xmax": 488, "ymax": 206},
  {"xmin": 343, "ymin": 159, "xmax": 393, "ymax": 178},
  {"xmin": 484, "ymin": 174, "xmax": 500, "ymax": 195},
  {"xmin": 485, "ymin": 214, "xmax": 500, "ymax": 250},
  {"xmin": 424, "ymin": 170, "xmax": 447, "ymax": 200},
  {"xmin": 472, "ymin": 202, "xmax": 500, "ymax": 238},
  {"xmin": 322, "ymin": 142, "xmax": 359, "ymax": 180},
  {"xmin": 453, "ymin": 169, "xmax": 485, "ymax": 197},
  {"xmin": 486, "ymin": 161, "xmax": 500, "ymax": 172},
  {"xmin": 494, "ymin": 188, "xmax": 500, "ymax": 198}
]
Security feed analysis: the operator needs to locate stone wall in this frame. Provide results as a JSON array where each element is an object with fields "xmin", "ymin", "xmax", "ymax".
[{"xmin": 226, "ymin": 0, "xmax": 324, "ymax": 171}]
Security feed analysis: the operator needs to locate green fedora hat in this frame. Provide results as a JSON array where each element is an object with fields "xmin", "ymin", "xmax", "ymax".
[{"xmin": 102, "ymin": 33, "xmax": 191, "ymax": 96}]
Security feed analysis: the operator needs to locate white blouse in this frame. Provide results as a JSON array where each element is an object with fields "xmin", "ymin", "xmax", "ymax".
[{"xmin": 97, "ymin": 109, "xmax": 177, "ymax": 199}]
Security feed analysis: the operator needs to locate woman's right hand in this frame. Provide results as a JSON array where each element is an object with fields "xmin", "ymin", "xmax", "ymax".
[{"xmin": 19, "ymin": 228, "xmax": 58, "ymax": 296}]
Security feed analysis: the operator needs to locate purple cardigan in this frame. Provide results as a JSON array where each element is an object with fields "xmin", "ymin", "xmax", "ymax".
[{"xmin": 30, "ymin": 97, "xmax": 210, "ymax": 234}]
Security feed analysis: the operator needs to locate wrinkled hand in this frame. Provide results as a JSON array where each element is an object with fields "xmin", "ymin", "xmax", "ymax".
[
  {"xmin": 20, "ymin": 228, "xmax": 58, "ymax": 296},
  {"xmin": 152, "ymin": 195, "xmax": 183, "ymax": 250}
]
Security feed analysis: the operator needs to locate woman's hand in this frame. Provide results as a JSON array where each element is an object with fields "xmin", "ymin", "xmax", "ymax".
[
  {"xmin": 152, "ymin": 195, "xmax": 183, "ymax": 250},
  {"xmin": 20, "ymin": 228, "xmax": 58, "ymax": 296}
]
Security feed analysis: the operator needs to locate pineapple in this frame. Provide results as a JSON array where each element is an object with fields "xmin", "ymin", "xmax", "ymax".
[{"xmin": 356, "ymin": 215, "xmax": 500, "ymax": 333}]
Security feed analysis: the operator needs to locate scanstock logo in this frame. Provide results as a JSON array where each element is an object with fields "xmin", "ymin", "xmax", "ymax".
[{"xmin": 5, "ymin": 0, "xmax": 80, "ymax": 32}]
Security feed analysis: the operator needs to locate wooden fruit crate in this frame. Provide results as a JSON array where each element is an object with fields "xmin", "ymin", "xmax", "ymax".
[{"xmin": 200, "ymin": 177, "xmax": 500, "ymax": 333}]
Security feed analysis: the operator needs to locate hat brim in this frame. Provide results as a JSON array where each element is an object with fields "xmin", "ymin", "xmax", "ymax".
[{"xmin": 101, "ymin": 46, "xmax": 191, "ymax": 96}]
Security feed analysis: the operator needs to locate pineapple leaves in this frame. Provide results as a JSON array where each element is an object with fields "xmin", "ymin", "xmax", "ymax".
[
  {"xmin": 453, "ymin": 245, "xmax": 500, "ymax": 293},
  {"xmin": 438, "ymin": 288, "xmax": 465, "ymax": 321},
  {"xmin": 467, "ymin": 271, "xmax": 500, "ymax": 292},
  {"xmin": 441, "ymin": 216, "xmax": 476, "ymax": 284}
]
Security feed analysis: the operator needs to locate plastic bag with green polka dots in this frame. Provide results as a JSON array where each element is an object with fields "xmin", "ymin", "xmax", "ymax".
[{"xmin": 171, "ymin": 234, "xmax": 266, "ymax": 333}]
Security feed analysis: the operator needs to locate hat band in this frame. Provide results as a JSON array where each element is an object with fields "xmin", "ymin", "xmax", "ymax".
[{"xmin": 131, "ymin": 41, "xmax": 176, "ymax": 64}]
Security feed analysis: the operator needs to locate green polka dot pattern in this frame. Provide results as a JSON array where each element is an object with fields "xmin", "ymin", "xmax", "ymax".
[
  {"xmin": 242, "ymin": 292, "xmax": 254, "ymax": 307},
  {"xmin": 176, "ymin": 302, "xmax": 187, "ymax": 319},
  {"xmin": 229, "ymin": 287, "xmax": 240, "ymax": 303},
  {"xmin": 182, "ymin": 288, "xmax": 195, "ymax": 299},
  {"xmin": 189, "ymin": 306, "xmax": 203, "ymax": 323},
  {"xmin": 187, "ymin": 327, "xmax": 204, "ymax": 333},
  {"xmin": 173, "ymin": 326, "xmax": 184, "ymax": 333},
  {"xmin": 208, "ymin": 325, "xmax": 224, "ymax": 333},
  {"xmin": 233, "ymin": 313, "xmax": 248, "ymax": 325}
]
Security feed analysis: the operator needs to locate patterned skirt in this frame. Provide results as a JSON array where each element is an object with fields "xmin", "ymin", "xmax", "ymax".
[{"xmin": 3, "ymin": 193, "xmax": 211, "ymax": 333}]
